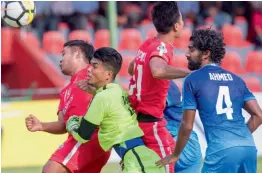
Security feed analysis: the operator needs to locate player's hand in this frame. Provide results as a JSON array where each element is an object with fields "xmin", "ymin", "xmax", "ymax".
[
  {"xmin": 77, "ymin": 80, "xmax": 89, "ymax": 92},
  {"xmin": 66, "ymin": 116, "xmax": 81, "ymax": 133},
  {"xmin": 77, "ymin": 80, "xmax": 96, "ymax": 95},
  {"xmin": 155, "ymin": 154, "xmax": 179, "ymax": 168},
  {"xmin": 25, "ymin": 114, "xmax": 43, "ymax": 132}
]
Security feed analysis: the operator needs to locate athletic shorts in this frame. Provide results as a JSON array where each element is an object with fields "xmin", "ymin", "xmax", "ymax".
[
  {"xmin": 167, "ymin": 121, "xmax": 202, "ymax": 173},
  {"xmin": 50, "ymin": 129, "xmax": 111, "ymax": 173},
  {"xmin": 139, "ymin": 120, "xmax": 175, "ymax": 173},
  {"xmin": 123, "ymin": 145, "xmax": 166, "ymax": 173},
  {"xmin": 202, "ymin": 146, "xmax": 257, "ymax": 173}
]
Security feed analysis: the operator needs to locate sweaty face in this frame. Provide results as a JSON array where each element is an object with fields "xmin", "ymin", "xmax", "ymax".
[
  {"xmin": 186, "ymin": 41, "xmax": 203, "ymax": 70},
  {"xmin": 87, "ymin": 58, "xmax": 111, "ymax": 89},
  {"xmin": 60, "ymin": 46, "xmax": 75, "ymax": 75}
]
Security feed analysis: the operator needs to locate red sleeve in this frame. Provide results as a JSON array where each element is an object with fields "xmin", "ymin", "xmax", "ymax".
[
  {"xmin": 63, "ymin": 86, "xmax": 93, "ymax": 123},
  {"xmin": 149, "ymin": 43, "xmax": 173, "ymax": 64}
]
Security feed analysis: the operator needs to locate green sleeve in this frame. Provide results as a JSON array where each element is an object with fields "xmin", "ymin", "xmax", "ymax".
[
  {"xmin": 83, "ymin": 94, "xmax": 107, "ymax": 125},
  {"xmin": 70, "ymin": 94, "xmax": 107, "ymax": 143}
]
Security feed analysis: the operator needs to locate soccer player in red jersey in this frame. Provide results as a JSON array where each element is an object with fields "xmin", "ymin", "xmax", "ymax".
[
  {"xmin": 128, "ymin": 2, "xmax": 191, "ymax": 173},
  {"xmin": 25, "ymin": 40, "xmax": 110, "ymax": 173}
]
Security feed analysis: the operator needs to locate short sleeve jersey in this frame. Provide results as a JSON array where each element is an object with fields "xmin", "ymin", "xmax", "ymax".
[
  {"xmin": 182, "ymin": 64, "xmax": 256, "ymax": 155},
  {"xmin": 129, "ymin": 37, "xmax": 174, "ymax": 118}
]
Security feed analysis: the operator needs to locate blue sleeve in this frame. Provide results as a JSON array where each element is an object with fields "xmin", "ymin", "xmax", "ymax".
[
  {"xmin": 182, "ymin": 77, "xmax": 197, "ymax": 110},
  {"xmin": 243, "ymin": 81, "xmax": 256, "ymax": 102}
]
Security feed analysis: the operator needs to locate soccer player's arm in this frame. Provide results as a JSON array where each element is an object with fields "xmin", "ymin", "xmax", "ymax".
[
  {"xmin": 243, "ymin": 82, "xmax": 262, "ymax": 133},
  {"xmin": 172, "ymin": 77, "xmax": 197, "ymax": 158},
  {"xmin": 149, "ymin": 48, "xmax": 190, "ymax": 79},
  {"xmin": 67, "ymin": 95, "xmax": 106, "ymax": 143},
  {"xmin": 128, "ymin": 59, "xmax": 135, "ymax": 76},
  {"xmin": 40, "ymin": 111, "xmax": 67, "ymax": 134}
]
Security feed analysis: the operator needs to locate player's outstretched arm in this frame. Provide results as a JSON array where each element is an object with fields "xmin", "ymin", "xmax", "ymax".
[
  {"xmin": 67, "ymin": 95, "xmax": 104, "ymax": 143},
  {"xmin": 244, "ymin": 100, "xmax": 262, "ymax": 133},
  {"xmin": 25, "ymin": 113, "xmax": 67, "ymax": 134},
  {"xmin": 156, "ymin": 109, "xmax": 195, "ymax": 167},
  {"xmin": 150, "ymin": 57, "xmax": 191, "ymax": 79}
]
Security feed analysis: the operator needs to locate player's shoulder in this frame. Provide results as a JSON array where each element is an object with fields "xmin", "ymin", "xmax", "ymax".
[
  {"xmin": 184, "ymin": 70, "xmax": 201, "ymax": 83},
  {"xmin": 220, "ymin": 67, "xmax": 245, "ymax": 84}
]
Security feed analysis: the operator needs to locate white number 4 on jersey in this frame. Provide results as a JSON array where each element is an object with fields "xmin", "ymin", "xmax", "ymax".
[{"xmin": 216, "ymin": 86, "xmax": 234, "ymax": 120}]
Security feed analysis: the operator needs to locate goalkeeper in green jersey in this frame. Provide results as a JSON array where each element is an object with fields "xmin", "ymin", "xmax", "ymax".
[{"xmin": 66, "ymin": 47, "xmax": 165, "ymax": 173}]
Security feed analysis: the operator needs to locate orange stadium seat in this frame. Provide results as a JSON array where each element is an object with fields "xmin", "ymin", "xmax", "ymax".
[
  {"xmin": 173, "ymin": 27, "xmax": 192, "ymax": 49},
  {"xmin": 245, "ymin": 51, "xmax": 262, "ymax": 74},
  {"xmin": 119, "ymin": 56, "xmax": 134, "ymax": 77},
  {"xmin": 43, "ymin": 31, "xmax": 65, "ymax": 54},
  {"xmin": 94, "ymin": 29, "xmax": 110, "ymax": 49},
  {"xmin": 222, "ymin": 24, "xmax": 251, "ymax": 47},
  {"xmin": 243, "ymin": 77, "xmax": 261, "ymax": 92},
  {"xmin": 1, "ymin": 28, "xmax": 15, "ymax": 64},
  {"xmin": 69, "ymin": 30, "xmax": 92, "ymax": 43},
  {"xmin": 119, "ymin": 29, "xmax": 142, "ymax": 51},
  {"xmin": 23, "ymin": 32, "xmax": 40, "ymax": 48},
  {"xmin": 221, "ymin": 52, "xmax": 246, "ymax": 74},
  {"xmin": 171, "ymin": 54, "xmax": 188, "ymax": 69}
]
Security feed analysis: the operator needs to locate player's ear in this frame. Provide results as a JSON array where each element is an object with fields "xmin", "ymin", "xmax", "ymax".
[{"xmin": 203, "ymin": 50, "xmax": 211, "ymax": 60}]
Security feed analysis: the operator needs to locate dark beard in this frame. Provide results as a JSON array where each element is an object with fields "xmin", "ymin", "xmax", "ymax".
[{"xmin": 188, "ymin": 58, "xmax": 202, "ymax": 71}]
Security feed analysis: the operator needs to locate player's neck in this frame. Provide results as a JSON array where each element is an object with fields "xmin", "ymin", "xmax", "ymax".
[
  {"xmin": 72, "ymin": 63, "xmax": 88, "ymax": 76},
  {"xmin": 157, "ymin": 34, "xmax": 175, "ymax": 45}
]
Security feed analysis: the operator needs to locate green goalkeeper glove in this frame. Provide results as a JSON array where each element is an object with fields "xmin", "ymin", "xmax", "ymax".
[{"xmin": 66, "ymin": 116, "xmax": 82, "ymax": 133}]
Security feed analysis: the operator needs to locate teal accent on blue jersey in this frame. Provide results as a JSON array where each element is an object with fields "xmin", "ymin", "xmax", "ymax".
[
  {"xmin": 164, "ymin": 81, "xmax": 202, "ymax": 173},
  {"xmin": 182, "ymin": 65, "xmax": 256, "ymax": 155},
  {"xmin": 164, "ymin": 81, "xmax": 183, "ymax": 122}
]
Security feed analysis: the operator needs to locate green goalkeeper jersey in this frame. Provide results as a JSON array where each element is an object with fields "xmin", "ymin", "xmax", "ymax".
[{"xmin": 70, "ymin": 83, "xmax": 144, "ymax": 151}]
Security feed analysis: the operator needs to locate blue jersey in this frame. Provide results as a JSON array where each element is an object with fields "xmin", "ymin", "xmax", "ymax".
[
  {"xmin": 182, "ymin": 64, "xmax": 256, "ymax": 155},
  {"xmin": 164, "ymin": 81, "xmax": 183, "ymax": 123}
]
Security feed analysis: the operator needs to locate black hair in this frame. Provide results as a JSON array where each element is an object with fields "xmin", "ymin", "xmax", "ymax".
[
  {"xmin": 63, "ymin": 40, "xmax": 94, "ymax": 61},
  {"xmin": 93, "ymin": 47, "xmax": 123, "ymax": 80},
  {"xmin": 151, "ymin": 1, "xmax": 181, "ymax": 34},
  {"xmin": 190, "ymin": 29, "xmax": 226, "ymax": 65}
]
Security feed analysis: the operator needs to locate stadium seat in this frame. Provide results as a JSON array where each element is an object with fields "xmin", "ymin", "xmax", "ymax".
[
  {"xmin": 43, "ymin": 31, "xmax": 65, "ymax": 55},
  {"xmin": 245, "ymin": 51, "xmax": 262, "ymax": 74},
  {"xmin": 221, "ymin": 52, "xmax": 246, "ymax": 74},
  {"xmin": 69, "ymin": 30, "xmax": 92, "ymax": 43},
  {"xmin": 22, "ymin": 32, "xmax": 40, "ymax": 48},
  {"xmin": 243, "ymin": 77, "xmax": 261, "ymax": 92},
  {"xmin": 119, "ymin": 29, "xmax": 142, "ymax": 51},
  {"xmin": 235, "ymin": 16, "xmax": 248, "ymax": 39},
  {"xmin": 146, "ymin": 28, "xmax": 157, "ymax": 39},
  {"xmin": 94, "ymin": 29, "xmax": 110, "ymax": 49},
  {"xmin": 58, "ymin": 22, "xmax": 69, "ymax": 40},
  {"xmin": 222, "ymin": 24, "xmax": 252, "ymax": 47},
  {"xmin": 173, "ymin": 27, "xmax": 192, "ymax": 49},
  {"xmin": 1, "ymin": 28, "xmax": 15, "ymax": 64},
  {"xmin": 119, "ymin": 56, "xmax": 134, "ymax": 77},
  {"xmin": 171, "ymin": 54, "xmax": 188, "ymax": 69}
]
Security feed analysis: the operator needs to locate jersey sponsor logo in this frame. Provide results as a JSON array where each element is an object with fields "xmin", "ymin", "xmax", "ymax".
[
  {"xmin": 209, "ymin": 73, "xmax": 233, "ymax": 81},
  {"xmin": 63, "ymin": 96, "xmax": 73, "ymax": 115},
  {"xmin": 157, "ymin": 43, "xmax": 167, "ymax": 56},
  {"xmin": 64, "ymin": 88, "xmax": 72, "ymax": 103}
]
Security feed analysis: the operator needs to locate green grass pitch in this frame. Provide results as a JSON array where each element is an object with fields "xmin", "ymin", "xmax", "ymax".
[{"xmin": 2, "ymin": 157, "xmax": 262, "ymax": 173}]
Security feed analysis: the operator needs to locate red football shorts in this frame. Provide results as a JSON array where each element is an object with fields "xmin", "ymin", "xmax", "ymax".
[
  {"xmin": 139, "ymin": 120, "xmax": 175, "ymax": 173},
  {"xmin": 50, "ymin": 129, "xmax": 111, "ymax": 173}
]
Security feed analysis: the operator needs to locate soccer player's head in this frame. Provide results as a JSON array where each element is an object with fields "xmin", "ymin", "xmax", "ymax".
[
  {"xmin": 186, "ymin": 29, "xmax": 226, "ymax": 70},
  {"xmin": 88, "ymin": 47, "xmax": 123, "ymax": 88},
  {"xmin": 61, "ymin": 40, "xmax": 94, "ymax": 75},
  {"xmin": 151, "ymin": 1, "xmax": 184, "ymax": 38}
]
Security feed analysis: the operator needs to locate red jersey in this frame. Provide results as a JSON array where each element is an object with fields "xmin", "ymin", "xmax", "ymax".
[
  {"xmin": 129, "ymin": 38, "xmax": 174, "ymax": 119},
  {"xmin": 58, "ymin": 67, "xmax": 93, "ymax": 132}
]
